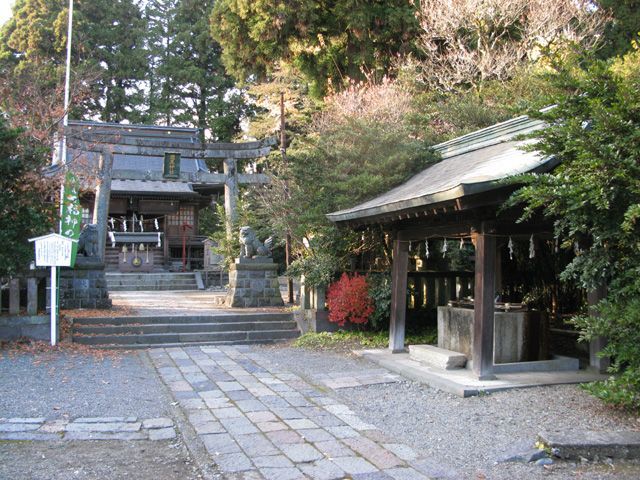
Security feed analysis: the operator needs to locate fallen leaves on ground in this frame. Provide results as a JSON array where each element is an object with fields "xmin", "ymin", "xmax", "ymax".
[{"xmin": 0, "ymin": 338, "xmax": 130, "ymax": 365}]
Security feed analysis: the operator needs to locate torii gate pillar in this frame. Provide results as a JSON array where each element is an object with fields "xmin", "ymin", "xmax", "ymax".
[{"xmin": 224, "ymin": 157, "xmax": 239, "ymax": 238}]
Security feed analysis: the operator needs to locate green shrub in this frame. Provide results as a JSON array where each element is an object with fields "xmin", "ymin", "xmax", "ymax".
[{"xmin": 367, "ymin": 273, "xmax": 392, "ymax": 331}]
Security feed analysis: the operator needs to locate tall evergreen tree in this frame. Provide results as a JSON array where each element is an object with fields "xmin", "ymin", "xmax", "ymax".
[
  {"xmin": 145, "ymin": 0, "xmax": 251, "ymax": 141},
  {"xmin": 1, "ymin": 0, "xmax": 149, "ymax": 123},
  {"xmin": 210, "ymin": 0, "xmax": 420, "ymax": 98}
]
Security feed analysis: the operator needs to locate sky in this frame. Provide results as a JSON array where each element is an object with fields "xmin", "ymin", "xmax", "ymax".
[{"xmin": 0, "ymin": 0, "xmax": 14, "ymax": 26}]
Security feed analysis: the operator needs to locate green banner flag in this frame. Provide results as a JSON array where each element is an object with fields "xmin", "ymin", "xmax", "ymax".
[{"xmin": 60, "ymin": 171, "xmax": 82, "ymax": 266}]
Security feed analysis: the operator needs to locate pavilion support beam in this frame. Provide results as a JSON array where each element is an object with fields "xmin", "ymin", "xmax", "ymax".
[
  {"xmin": 223, "ymin": 158, "xmax": 239, "ymax": 239},
  {"xmin": 389, "ymin": 237, "xmax": 409, "ymax": 353},
  {"xmin": 92, "ymin": 148, "xmax": 113, "ymax": 263},
  {"xmin": 588, "ymin": 285, "xmax": 610, "ymax": 373},
  {"xmin": 472, "ymin": 232, "xmax": 497, "ymax": 380}
]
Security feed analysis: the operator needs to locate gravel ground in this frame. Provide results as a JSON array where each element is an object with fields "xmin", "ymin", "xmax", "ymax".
[
  {"xmin": 0, "ymin": 349, "xmax": 170, "ymax": 420},
  {"xmin": 0, "ymin": 440, "xmax": 202, "ymax": 480},
  {"xmin": 254, "ymin": 345, "xmax": 640, "ymax": 480}
]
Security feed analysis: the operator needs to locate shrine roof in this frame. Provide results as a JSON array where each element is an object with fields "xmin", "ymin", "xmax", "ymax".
[
  {"xmin": 327, "ymin": 113, "xmax": 557, "ymax": 225},
  {"xmin": 111, "ymin": 179, "xmax": 199, "ymax": 196}
]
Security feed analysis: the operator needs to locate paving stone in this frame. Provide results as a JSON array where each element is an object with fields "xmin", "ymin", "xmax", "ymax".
[
  {"xmin": 246, "ymin": 411, "xmax": 278, "ymax": 423},
  {"xmin": 0, "ymin": 432, "xmax": 61, "ymax": 441},
  {"xmin": 270, "ymin": 407, "xmax": 304, "ymax": 420},
  {"xmin": 298, "ymin": 428, "xmax": 334, "ymax": 443},
  {"xmin": 227, "ymin": 390, "xmax": 256, "ymax": 401},
  {"xmin": 215, "ymin": 452, "xmax": 254, "ymax": 473},
  {"xmin": 299, "ymin": 459, "xmax": 347, "ymax": 480},
  {"xmin": 343, "ymin": 437, "xmax": 404, "ymax": 469},
  {"xmin": 313, "ymin": 415, "xmax": 347, "ymax": 428},
  {"xmin": 269, "ymin": 384, "xmax": 294, "ymax": 393},
  {"xmin": 338, "ymin": 414, "xmax": 378, "ymax": 431},
  {"xmin": 266, "ymin": 429, "xmax": 305, "ymax": 444},
  {"xmin": 257, "ymin": 421, "xmax": 289, "ymax": 433},
  {"xmin": 180, "ymin": 365, "xmax": 203, "ymax": 374},
  {"xmin": 199, "ymin": 389, "xmax": 225, "ymax": 399},
  {"xmin": 168, "ymin": 380, "xmax": 193, "ymax": 392},
  {"xmin": 189, "ymin": 410, "xmax": 216, "ymax": 425},
  {"xmin": 331, "ymin": 456, "xmax": 378, "ymax": 475},
  {"xmin": 314, "ymin": 440, "xmax": 355, "ymax": 458},
  {"xmin": 220, "ymin": 417, "xmax": 259, "ymax": 435},
  {"xmin": 202, "ymin": 433, "xmax": 242, "ymax": 455},
  {"xmin": 73, "ymin": 417, "xmax": 132, "ymax": 424},
  {"xmin": 259, "ymin": 467, "xmax": 306, "ymax": 480},
  {"xmin": 350, "ymin": 471, "xmax": 394, "ymax": 479},
  {"xmin": 325, "ymin": 404, "xmax": 354, "ymax": 416},
  {"xmin": 142, "ymin": 418, "xmax": 174, "ymax": 429},
  {"xmin": 194, "ymin": 421, "xmax": 226, "ymax": 435},
  {"xmin": 260, "ymin": 396, "xmax": 290, "ymax": 408},
  {"xmin": 284, "ymin": 418, "xmax": 318, "ymax": 430},
  {"xmin": 297, "ymin": 406, "xmax": 324, "ymax": 417},
  {"xmin": 382, "ymin": 444, "xmax": 418, "ymax": 461},
  {"xmin": 65, "ymin": 422, "xmax": 142, "ymax": 433},
  {"xmin": 362, "ymin": 429, "xmax": 388, "ymax": 442},
  {"xmin": 64, "ymin": 431, "xmax": 148, "ymax": 441},
  {"xmin": 279, "ymin": 443, "xmax": 324, "ymax": 463},
  {"xmin": 212, "ymin": 407, "xmax": 244, "ymax": 419},
  {"xmin": 236, "ymin": 399, "xmax": 267, "ymax": 413},
  {"xmin": 384, "ymin": 467, "xmax": 430, "ymax": 480},
  {"xmin": 173, "ymin": 390, "xmax": 199, "ymax": 400},
  {"xmin": 235, "ymin": 433, "xmax": 279, "ymax": 456},
  {"xmin": 6, "ymin": 417, "xmax": 46, "ymax": 423},
  {"xmin": 253, "ymin": 455, "xmax": 294, "ymax": 468},
  {"xmin": 217, "ymin": 381, "xmax": 245, "ymax": 392},
  {"xmin": 168, "ymin": 349, "xmax": 190, "ymax": 359},
  {"xmin": 0, "ymin": 423, "xmax": 41, "ymax": 432},
  {"xmin": 204, "ymin": 397, "xmax": 232, "ymax": 409},
  {"xmin": 149, "ymin": 427, "xmax": 177, "ymax": 440},
  {"xmin": 179, "ymin": 398, "xmax": 207, "ymax": 410},
  {"xmin": 39, "ymin": 420, "xmax": 68, "ymax": 433},
  {"xmin": 326, "ymin": 426, "xmax": 359, "ymax": 439}
]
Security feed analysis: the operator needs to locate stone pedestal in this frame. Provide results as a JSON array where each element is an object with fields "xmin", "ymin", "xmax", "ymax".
[
  {"xmin": 58, "ymin": 257, "xmax": 112, "ymax": 309},
  {"xmin": 225, "ymin": 258, "xmax": 284, "ymax": 308}
]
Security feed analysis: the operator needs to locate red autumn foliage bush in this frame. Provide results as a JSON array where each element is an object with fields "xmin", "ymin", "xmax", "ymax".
[{"xmin": 326, "ymin": 273, "xmax": 374, "ymax": 326}]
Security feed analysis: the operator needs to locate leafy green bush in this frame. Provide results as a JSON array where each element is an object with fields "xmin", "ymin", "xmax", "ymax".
[{"xmin": 367, "ymin": 273, "xmax": 392, "ymax": 331}]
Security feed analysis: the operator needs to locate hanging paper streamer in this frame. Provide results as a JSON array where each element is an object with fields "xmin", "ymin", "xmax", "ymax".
[
  {"xmin": 157, "ymin": 232, "xmax": 161, "ymax": 248},
  {"xmin": 508, "ymin": 236, "xmax": 514, "ymax": 260},
  {"xmin": 122, "ymin": 245, "xmax": 128, "ymax": 262},
  {"xmin": 108, "ymin": 231, "xmax": 116, "ymax": 248},
  {"xmin": 139, "ymin": 220, "xmax": 144, "ymax": 232},
  {"xmin": 408, "ymin": 241, "xmax": 412, "ymax": 252},
  {"xmin": 154, "ymin": 218, "xmax": 159, "ymax": 231},
  {"xmin": 459, "ymin": 238, "xmax": 464, "ymax": 250},
  {"xmin": 441, "ymin": 239, "xmax": 448, "ymax": 258},
  {"xmin": 574, "ymin": 242, "xmax": 581, "ymax": 255},
  {"xmin": 109, "ymin": 217, "xmax": 115, "ymax": 230},
  {"xmin": 122, "ymin": 217, "xmax": 127, "ymax": 232},
  {"xmin": 425, "ymin": 239, "xmax": 430, "ymax": 259},
  {"xmin": 529, "ymin": 235, "xmax": 535, "ymax": 259}
]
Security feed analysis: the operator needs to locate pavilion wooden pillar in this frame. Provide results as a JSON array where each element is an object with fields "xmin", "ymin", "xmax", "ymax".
[
  {"xmin": 389, "ymin": 237, "xmax": 409, "ymax": 353},
  {"xmin": 588, "ymin": 285, "xmax": 610, "ymax": 373},
  {"xmin": 472, "ymin": 232, "xmax": 497, "ymax": 379},
  {"xmin": 93, "ymin": 148, "xmax": 113, "ymax": 263},
  {"xmin": 223, "ymin": 157, "xmax": 239, "ymax": 239}
]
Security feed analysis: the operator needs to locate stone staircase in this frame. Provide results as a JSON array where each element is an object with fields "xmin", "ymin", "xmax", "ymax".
[
  {"xmin": 106, "ymin": 272, "xmax": 199, "ymax": 291},
  {"xmin": 72, "ymin": 312, "xmax": 300, "ymax": 348}
]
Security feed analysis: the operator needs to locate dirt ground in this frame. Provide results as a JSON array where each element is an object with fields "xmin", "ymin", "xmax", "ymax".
[{"xmin": 0, "ymin": 439, "xmax": 205, "ymax": 480}]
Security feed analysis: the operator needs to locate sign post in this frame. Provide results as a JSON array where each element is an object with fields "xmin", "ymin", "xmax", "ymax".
[{"xmin": 29, "ymin": 234, "xmax": 77, "ymax": 346}]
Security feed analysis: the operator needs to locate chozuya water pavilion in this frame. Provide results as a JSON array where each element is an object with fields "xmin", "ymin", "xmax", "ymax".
[{"xmin": 327, "ymin": 114, "xmax": 608, "ymax": 386}]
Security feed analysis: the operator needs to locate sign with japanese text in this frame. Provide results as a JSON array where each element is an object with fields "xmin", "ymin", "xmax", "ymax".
[
  {"xmin": 29, "ymin": 234, "xmax": 76, "ymax": 267},
  {"xmin": 61, "ymin": 171, "xmax": 82, "ymax": 266}
]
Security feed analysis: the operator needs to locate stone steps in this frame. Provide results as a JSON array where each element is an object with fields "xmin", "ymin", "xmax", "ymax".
[
  {"xmin": 106, "ymin": 272, "xmax": 198, "ymax": 291},
  {"xmin": 71, "ymin": 312, "xmax": 299, "ymax": 347}
]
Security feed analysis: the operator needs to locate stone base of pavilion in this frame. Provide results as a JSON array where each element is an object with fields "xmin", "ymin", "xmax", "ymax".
[{"xmin": 355, "ymin": 348, "xmax": 608, "ymax": 398}]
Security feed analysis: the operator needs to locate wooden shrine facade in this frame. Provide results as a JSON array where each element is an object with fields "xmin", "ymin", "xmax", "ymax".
[
  {"xmin": 328, "ymin": 114, "xmax": 608, "ymax": 379},
  {"xmin": 62, "ymin": 121, "xmax": 274, "ymax": 272}
]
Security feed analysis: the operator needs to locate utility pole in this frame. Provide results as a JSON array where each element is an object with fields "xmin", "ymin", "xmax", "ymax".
[{"xmin": 281, "ymin": 92, "xmax": 294, "ymax": 304}]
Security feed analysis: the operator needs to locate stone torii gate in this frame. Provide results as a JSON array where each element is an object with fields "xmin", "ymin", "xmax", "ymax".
[{"xmin": 65, "ymin": 123, "xmax": 275, "ymax": 261}]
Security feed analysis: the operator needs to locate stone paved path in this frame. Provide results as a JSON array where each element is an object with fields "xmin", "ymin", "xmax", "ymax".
[
  {"xmin": 0, "ymin": 416, "xmax": 176, "ymax": 441},
  {"xmin": 149, "ymin": 345, "xmax": 431, "ymax": 480}
]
